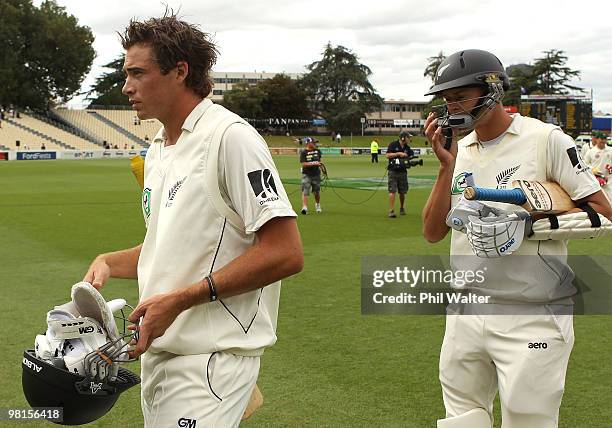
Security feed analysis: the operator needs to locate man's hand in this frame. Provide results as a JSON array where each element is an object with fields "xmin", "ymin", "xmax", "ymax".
[
  {"xmin": 83, "ymin": 257, "xmax": 111, "ymax": 290},
  {"xmin": 466, "ymin": 211, "xmax": 531, "ymax": 258},
  {"xmin": 424, "ymin": 112, "xmax": 457, "ymax": 167},
  {"xmin": 127, "ymin": 289, "xmax": 190, "ymax": 358},
  {"xmin": 82, "ymin": 245, "xmax": 142, "ymax": 290}
]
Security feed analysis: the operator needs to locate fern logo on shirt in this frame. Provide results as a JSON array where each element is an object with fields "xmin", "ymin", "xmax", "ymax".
[
  {"xmin": 496, "ymin": 165, "xmax": 520, "ymax": 189},
  {"xmin": 142, "ymin": 187, "xmax": 152, "ymax": 219},
  {"xmin": 166, "ymin": 176, "xmax": 187, "ymax": 207},
  {"xmin": 248, "ymin": 169, "xmax": 280, "ymax": 205}
]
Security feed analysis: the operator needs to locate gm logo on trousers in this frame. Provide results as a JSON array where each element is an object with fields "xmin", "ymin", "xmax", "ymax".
[
  {"xmin": 178, "ymin": 417, "xmax": 196, "ymax": 427},
  {"xmin": 248, "ymin": 169, "xmax": 279, "ymax": 203}
]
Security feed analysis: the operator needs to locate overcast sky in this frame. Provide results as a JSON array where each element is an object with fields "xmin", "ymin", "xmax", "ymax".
[{"xmin": 48, "ymin": 0, "xmax": 612, "ymax": 113}]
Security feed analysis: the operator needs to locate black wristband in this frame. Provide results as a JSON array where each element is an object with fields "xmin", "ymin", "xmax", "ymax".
[{"xmin": 206, "ymin": 275, "xmax": 218, "ymax": 302}]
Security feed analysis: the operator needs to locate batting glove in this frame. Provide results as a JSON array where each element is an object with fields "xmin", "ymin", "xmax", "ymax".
[
  {"xmin": 446, "ymin": 196, "xmax": 504, "ymax": 233},
  {"xmin": 466, "ymin": 211, "xmax": 532, "ymax": 258}
]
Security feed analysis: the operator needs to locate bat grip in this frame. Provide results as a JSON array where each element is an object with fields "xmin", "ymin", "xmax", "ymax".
[
  {"xmin": 464, "ymin": 186, "xmax": 527, "ymax": 205},
  {"xmin": 442, "ymin": 127, "xmax": 453, "ymax": 150}
]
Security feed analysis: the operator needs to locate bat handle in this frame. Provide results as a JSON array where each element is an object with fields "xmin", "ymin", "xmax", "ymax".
[
  {"xmin": 464, "ymin": 186, "xmax": 527, "ymax": 205},
  {"xmin": 442, "ymin": 127, "xmax": 453, "ymax": 150}
]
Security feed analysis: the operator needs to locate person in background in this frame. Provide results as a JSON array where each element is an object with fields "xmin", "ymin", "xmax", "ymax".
[
  {"xmin": 583, "ymin": 131, "xmax": 612, "ymax": 202},
  {"xmin": 386, "ymin": 131, "xmax": 414, "ymax": 217},
  {"xmin": 370, "ymin": 138, "xmax": 379, "ymax": 163}
]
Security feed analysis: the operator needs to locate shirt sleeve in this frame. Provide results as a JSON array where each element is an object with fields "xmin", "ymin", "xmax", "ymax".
[
  {"xmin": 299, "ymin": 150, "xmax": 306, "ymax": 163},
  {"xmin": 546, "ymin": 129, "xmax": 600, "ymax": 201},
  {"xmin": 219, "ymin": 123, "xmax": 297, "ymax": 234}
]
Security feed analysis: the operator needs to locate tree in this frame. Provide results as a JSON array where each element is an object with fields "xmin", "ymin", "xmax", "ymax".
[
  {"xmin": 503, "ymin": 63, "xmax": 537, "ymax": 107},
  {"xmin": 86, "ymin": 55, "xmax": 130, "ymax": 107},
  {"xmin": 422, "ymin": 51, "xmax": 447, "ymax": 118},
  {"xmin": 424, "ymin": 51, "xmax": 446, "ymax": 82},
  {"xmin": 0, "ymin": 0, "xmax": 95, "ymax": 110},
  {"xmin": 300, "ymin": 43, "xmax": 382, "ymax": 133},
  {"xmin": 222, "ymin": 82, "xmax": 266, "ymax": 119},
  {"xmin": 258, "ymin": 74, "xmax": 310, "ymax": 119},
  {"xmin": 532, "ymin": 49, "xmax": 583, "ymax": 94}
]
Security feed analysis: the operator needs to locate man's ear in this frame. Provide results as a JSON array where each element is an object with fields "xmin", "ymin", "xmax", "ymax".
[{"xmin": 176, "ymin": 61, "xmax": 189, "ymax": 82}]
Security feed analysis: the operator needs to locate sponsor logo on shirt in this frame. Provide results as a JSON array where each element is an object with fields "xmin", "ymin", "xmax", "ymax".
[
  {"xmin": 495, "ymin": 165, "xmax": 520, "ymax": 189},
  {"xmin": 166, "ymin": 176, "xmax": 187, "ymax": 207},
  {"xmin": 142, "ymin": 187, "xmax": 152, "ymax": 219},
  {"xmin": 248, "ymin": 169, "xmax": 280, "ymax": 205},
  {"xmin": 566, "ymin": 147, "xmax": 589, "ymax": 175},
  {"xmin": 451, "ymin": 172, "xmax": 469, "ymax": 195}
]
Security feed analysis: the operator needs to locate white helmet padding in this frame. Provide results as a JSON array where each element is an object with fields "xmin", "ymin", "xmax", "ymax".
[
  {"xmin": 34, "ymin": 282, "xmax": 136, "ymax": 382},
  {"xmin": 71, "ymin": 282, "xmax": 126, "ymax": 346}
]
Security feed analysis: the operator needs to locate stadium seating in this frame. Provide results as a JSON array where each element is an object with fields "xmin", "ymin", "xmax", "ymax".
[
  {"xmin": 0, "ymin": 120, "xmax": 64, "ymax": 151},
  {"xmin": 93, "ymin": 110, "xmax": 160, "ymax": 142},
  {"xmin": 0, "ymin": 108, "xmax": 163, "ymax": 152},
  {"xmin": 17, "ymin": 114, "xmax": 100, "ymax": 150},
  {"xmin": 53, "ymin": 109, "xmax": 147, "ymax": 149}
]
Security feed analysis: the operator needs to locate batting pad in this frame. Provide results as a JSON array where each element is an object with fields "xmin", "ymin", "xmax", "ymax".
[{"xmin": 71, "ymin": 282, "xmax": 127, "ymax": 351}]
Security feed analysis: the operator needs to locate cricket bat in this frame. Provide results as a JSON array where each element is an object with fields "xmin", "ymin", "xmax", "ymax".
[{"xmin": 463, "ymin": 179, "xmax": 575, "ymax": 214}]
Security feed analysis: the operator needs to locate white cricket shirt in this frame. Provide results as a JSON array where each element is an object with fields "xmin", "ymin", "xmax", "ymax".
[{"xmin": 138, "ymin": 99, "xmax": 296, "ymax": 356}]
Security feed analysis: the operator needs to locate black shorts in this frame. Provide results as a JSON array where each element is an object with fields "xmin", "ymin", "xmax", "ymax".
[
  {"xmin": 301, "ymin": 174, "xmax": 321, "ymax": 195},
  {"xmin": 388, "ymin": 170, "xmax": 408, "ymax": 194}
]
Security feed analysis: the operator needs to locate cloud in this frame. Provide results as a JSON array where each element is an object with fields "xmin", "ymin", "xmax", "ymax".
[{"xmin": 50, "ymin": 0, "xmax": 612, "ymax": 112}]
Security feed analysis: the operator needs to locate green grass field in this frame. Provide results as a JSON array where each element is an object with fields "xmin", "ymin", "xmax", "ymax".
[
  {"xmin": 264, "ymin": 134, "xmax": 430, "ymax": 148},
  {"xmin": 1, "ymin": 156, "xmax": 611, "ymax": 427}
]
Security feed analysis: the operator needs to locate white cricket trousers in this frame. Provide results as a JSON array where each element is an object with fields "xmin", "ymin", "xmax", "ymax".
[
  {"xmin": 439, "ymin": 307, "xmax": 574, "ymax": 428},
  {"xmin": 141, "ymin": 351, "xmax": 260, "ymax": 427}
]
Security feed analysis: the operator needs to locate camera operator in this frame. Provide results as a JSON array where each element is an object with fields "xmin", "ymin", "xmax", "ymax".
[{"xmin": 386, "ymin": 131, "xmax": 415, "ymax": 218}]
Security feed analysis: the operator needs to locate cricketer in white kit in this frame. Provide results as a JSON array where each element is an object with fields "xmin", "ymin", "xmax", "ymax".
[
  {"xmin": 83, "ymin": 13, "xmax": 303, "ymax": 428},
  {"xmin": 583, "ymin": 132, "xmax": 612, "ymax": 202},
  {"xmin": 422, "ymin": 49, "xmax": 612, "ymax": 428}
]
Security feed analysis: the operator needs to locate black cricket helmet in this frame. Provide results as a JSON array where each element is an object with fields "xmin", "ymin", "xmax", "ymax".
[
  {"xmin": 425, "ymin": 49, "xmax": 509, "ymax": 96},
  {"xmin": 22, "ymin": 282, "xmax": 140, "ymax": 425},
  {"xmin": 426, "ymin": 49, "xmax": 509, "ymax": 130},
  {"xmin": 22, "ymin": 349, "xmax": 140, "ymax": 425}
]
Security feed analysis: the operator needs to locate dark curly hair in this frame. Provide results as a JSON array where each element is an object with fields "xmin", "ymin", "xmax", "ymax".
[{"xmin": 120, "ymin": 12, "xmax": 218, "ymax": 98}]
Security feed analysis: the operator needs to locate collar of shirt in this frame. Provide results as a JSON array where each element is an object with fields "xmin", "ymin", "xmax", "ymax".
[
  {"xmin": 458, "ymin": 113, "xmax": 521, "ymax": 148},
  {"xmin": 152, "ymin": 98, "xmax": 214, "ymax": 144}
]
